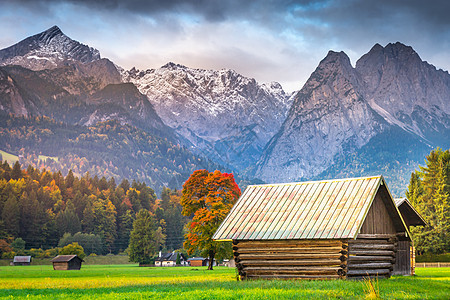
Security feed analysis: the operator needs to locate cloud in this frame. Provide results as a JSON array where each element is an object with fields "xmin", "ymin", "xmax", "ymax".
[{"xmin": 1, "ymin": 0, "xmax": 449, "ymax": 92}]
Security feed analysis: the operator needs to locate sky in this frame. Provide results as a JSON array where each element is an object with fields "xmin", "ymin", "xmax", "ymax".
[{"xmin": 0, "ymin": 0, "xmax": 449, "ymax": 92}]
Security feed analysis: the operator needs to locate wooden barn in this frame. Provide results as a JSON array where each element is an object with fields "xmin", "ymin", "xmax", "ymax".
[
  {"xmin": 393, "ymin": 198, "xmax": 426, "ymax": 276},
  {"xmin": 188, "ymin": 257, "xmax": 209, "ymax": 267},
  {"xmin": 51, "ymin": 255, "xmax": 84, "ymax": 270},
  {"xmin": 187, "ymin": 257, "xmax": 217, "ymax": 267},
  {"xmin": 13, "ymin": 256, "xmax": 32, "ymax": 266},
  {"xmin": 213, "ymin": 176, "xmax": 411, "ymax": 280}
]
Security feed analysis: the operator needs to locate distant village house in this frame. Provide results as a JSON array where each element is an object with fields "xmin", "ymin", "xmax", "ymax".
[{"xmin": 155, "ymin": 251, "xmax": 188, "ymax": 267}]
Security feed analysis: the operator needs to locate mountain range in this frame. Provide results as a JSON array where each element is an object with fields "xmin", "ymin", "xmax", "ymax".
[{"xmin": 1, "ymin": 26, "xmax": 449, "ymax": 195}]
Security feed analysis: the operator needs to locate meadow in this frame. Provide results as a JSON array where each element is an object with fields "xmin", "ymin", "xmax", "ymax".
[{"xmin": 0, "ymin": 265, "xmax": 449, "ymax": 299}]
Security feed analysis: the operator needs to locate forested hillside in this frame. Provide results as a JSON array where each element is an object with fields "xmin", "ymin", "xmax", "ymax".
[
  {"xmin": 0, "ymin": 113, "xmax": 222, "ymax": 193},
  {"xmin": 0, "ymin": 161, "xmax": 188, "ymax": 255}
]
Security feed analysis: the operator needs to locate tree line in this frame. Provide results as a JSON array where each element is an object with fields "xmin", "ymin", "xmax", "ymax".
[{"xmin": 0, "ymin": 161, "xmax": 188, "ymax": 258}]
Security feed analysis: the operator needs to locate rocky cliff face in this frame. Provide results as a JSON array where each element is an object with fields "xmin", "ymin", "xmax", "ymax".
[
  {"xmin": 0, "ymin": 68, "xmax": 29, "ymax": 116},
  {"xmin": 355, "ymin": 42, "xmax": 450, "ymax": 140},
  {"xmin": 255, "ymin": 43, "xmax": 450, "ymax": 184},
  {"xmin": 123, "ymin": 63, "xmax": 292, "ymax": 171}
]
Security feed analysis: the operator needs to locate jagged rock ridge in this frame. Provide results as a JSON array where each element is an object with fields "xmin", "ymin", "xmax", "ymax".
[{"xmin": 123, "ymin": 63, "xmax": 293, "ymax": 171}]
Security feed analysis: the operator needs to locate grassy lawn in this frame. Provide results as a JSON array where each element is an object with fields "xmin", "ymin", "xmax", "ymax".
[
  {"xmin": 0, "ymin": 150, "xmax": 19, "ymax": 164},
  {"xmin": 0, "ymin": 265, "xmax": 448, "ymax": 299}
]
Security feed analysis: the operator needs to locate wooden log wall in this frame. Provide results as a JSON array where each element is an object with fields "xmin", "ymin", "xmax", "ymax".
[
  {"xmin": 233, "ymin": 240, "xmax": 348, "ymax": 280},
  {"xmin": 347, "ymin": 234, "xmax": 397, "ymax": 279}
]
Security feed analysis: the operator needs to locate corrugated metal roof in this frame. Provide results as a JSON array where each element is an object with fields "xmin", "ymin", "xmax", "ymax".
[
  {"xmin": 213, "ymin": 176, "xmax": 386, "ymax": 241},
  {"xmin": 13, "ymin": 256, "xmax": 31, "ymax": 263},
  {"xmin": 51, "ymin": 255, "xmax": 82, "ymax": 262}
]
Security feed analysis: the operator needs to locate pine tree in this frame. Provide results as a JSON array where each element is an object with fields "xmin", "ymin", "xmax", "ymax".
[
  {"xmin": 128, "ymin": 209, "xmax": 159, "ymax": 265},
  {"xmin": 408, "ymin": 148, "xmax": 450, "ymax": 254},
  {"xmin": 11, "ymin": 161, "xmax": 22, "ymax": 180}
]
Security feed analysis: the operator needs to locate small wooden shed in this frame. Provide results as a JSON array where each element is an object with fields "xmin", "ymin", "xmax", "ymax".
[
  {"xmin": 393, "ymin": 198, "xmax": 426, "ymax": 276},
  {"xmin": 13, "ymin": 256, "xmax": 32, "ymax": 266},
  {"xmin": 188, "ymin": 257, "xmax": 209, "ymax": 267},
  {"xmin": 51, "ymin": 255, "xmax": 83, "ymax": 270},
  {"xmin": 213, "ymin": 176, "xmax": 411, "ymax": 280}
]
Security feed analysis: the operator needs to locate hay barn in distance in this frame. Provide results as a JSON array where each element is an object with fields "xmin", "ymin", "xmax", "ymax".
[
  {"xmin": 51, "ymin": 255, "xmax": 83, "ymax": 270},
  {"xmin": 13, "ymin": 256, "xmax": 31, "ymax": 266},
  {"xmin": 213, "ymin": 176, "xmax": 412, "ymax": 280}
]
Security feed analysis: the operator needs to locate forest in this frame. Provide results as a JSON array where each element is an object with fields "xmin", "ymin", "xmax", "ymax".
[
  {"xmin": 0, "ymin": 161, "xmax": 188, "ymax": 258},
  {"xmin": 0, "ymin": 112, "xmax": 222, "ymax": 194}
]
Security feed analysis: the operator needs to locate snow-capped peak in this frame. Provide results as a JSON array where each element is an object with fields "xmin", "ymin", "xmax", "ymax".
[{"xmin": 0, "ymin": 25, "xmax": 101, "ymax": 70}]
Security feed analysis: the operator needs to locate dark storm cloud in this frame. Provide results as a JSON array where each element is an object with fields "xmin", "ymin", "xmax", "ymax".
[
  {"xmin": 8, "ymin": 0, "xmax": 450, "ymax": 27},
  {"xmin": 2, "ymin": 0, "xmax": 449, "ymax": 91}
]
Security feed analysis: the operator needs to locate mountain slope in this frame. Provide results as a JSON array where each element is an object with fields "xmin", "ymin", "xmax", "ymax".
[
  {"xmin": 0, "ymin": 26, "xmax": 100, "ymax": 70},
  {"xmin": 0, "ymin": 113, "xmax": 220, "ymax": 194},
  {"xmin": 255, "ymin": 43, "xmax": 450, "ymax": 194},
  {"xmin": 255, "ymin": 51, "xmax": 388, "ymax": 182},
  {"xmin": 123, "ymin": 63, "xmax": 292, "ymax": 171}
]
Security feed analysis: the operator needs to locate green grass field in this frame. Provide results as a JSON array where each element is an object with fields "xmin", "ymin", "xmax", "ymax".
[
  {"xmin": 0, "ymin": 150, "xmax": 19, "ymax": 164},
  {"xmin": 0, "ymin": 265, "xmax": 448, "ymax": 299}
]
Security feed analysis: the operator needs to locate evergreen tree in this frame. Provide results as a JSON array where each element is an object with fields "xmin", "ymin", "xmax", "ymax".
[
  {"xmin": 128, "ymin": 209, "xmax": 160, "ymax": 265},
  {"xmin": 407, "ymin": 148, "xmax": 450, "ymax": 254},
  {"xmin": 1, "ymin": 194, "xmax": 20, "ymax": 237},
  {"xmin": 11, "ymin": 161, "xmax": 22, "ymax": 180}
]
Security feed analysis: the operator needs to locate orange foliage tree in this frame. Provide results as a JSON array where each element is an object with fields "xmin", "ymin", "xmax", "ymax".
[{"xmin": 181, "ymin": 170, "xmax": 241, "ymax": 270}]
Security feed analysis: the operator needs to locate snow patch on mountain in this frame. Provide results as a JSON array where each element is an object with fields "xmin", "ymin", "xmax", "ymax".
[
  {"xmin": 0, "ymin": 26, "xmax": 101, "ymax": 70},
  {"xmin": 123, "ymin": 63, "xmax": 292, "ymax": 171}
]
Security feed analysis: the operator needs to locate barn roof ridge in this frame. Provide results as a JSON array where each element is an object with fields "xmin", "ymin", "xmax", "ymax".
[{"xmin": 245, "ymin": 175, "xmax": 383, "ymax": 188}]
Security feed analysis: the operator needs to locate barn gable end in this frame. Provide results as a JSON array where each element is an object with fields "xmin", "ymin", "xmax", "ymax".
[{"xmin": 213, "ymin": 176, "xmax": 411, "ymax": 280}]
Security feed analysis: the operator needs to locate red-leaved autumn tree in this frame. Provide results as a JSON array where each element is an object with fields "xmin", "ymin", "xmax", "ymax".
[{"xmin": 181, "ymin": 170, "xmax": 241, "ymax": 270}]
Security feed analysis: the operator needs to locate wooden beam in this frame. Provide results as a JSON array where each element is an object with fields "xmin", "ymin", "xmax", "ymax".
[
  {"xmin": 244, "ymin": 266, "xmax": 342, "ymax": 271},
  {"xmin": 347, "ymin": 262, "xmax": 393, "ymax": 269},
  {"xmin": 357, "ymin": 234, "xmax": 396, "ymax": 239},
  {"xmin": 349, "ymin": 250, "xmax": 395, "ymax": 256},
  {"xmin": 239, "ymin": 259, "xmax": 344, "ymax": 266},
  {"xmin": 245, "ymin": 269, "xmax": 339, "ymax": 275},
  {"xmin": 237, "ymin": 253, "xmax": 345, "ymax": 260},
  {"xmin": 348, "ymin": 256, "xmax": 395, "ymax": 262},
  {"xmin": 246, "ymin": 274, "xmax": 340, "ymax": 279},
  {"xmin": 347, "ymin": 269, "xmax": 391, "ymax": 276},
  {"xmin": 348, "ymin": 244, "xmax": 395, "ymax": 251},
  {"xmin": 236, "ymin": 240, "xmax": 344, "ymax": 248},
  {"xmin": 235, "ymin": 246, "xmax": 345, "ymax": 253}
]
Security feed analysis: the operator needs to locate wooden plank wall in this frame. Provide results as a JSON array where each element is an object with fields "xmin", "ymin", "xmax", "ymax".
[
  {"xmin": 359, "ymin": 194, "xmax": 397, "ymax": 235},
  {"xmin": 393, "ymin": 240, "xmax": 411, "ymax": 275},
  {"xmin": 233, "ymin": 240, "xmax": 348, "ymax": 280},
  {"xmin": 348, "ymin": 234, "xmax": 397, "ymax": 279}
]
